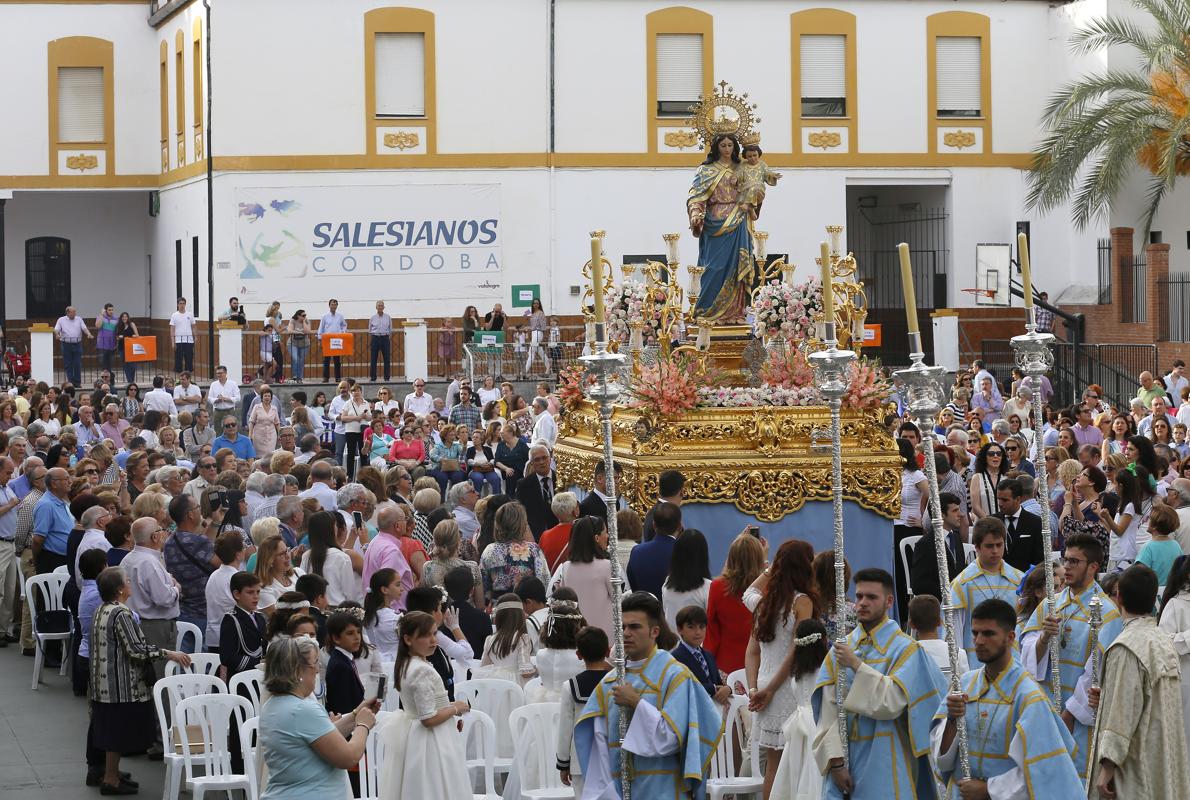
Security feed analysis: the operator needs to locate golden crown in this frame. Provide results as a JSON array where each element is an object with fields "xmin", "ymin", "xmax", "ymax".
[{"xmin": 686, "ymin": 80, "xmax": 761, "ymax": 151}]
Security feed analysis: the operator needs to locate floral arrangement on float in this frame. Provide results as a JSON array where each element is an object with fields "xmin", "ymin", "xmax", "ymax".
[
  {"xmin": 557, "ymin": 363, "xmax": 594, "ymax": 413},
  {"xmin": 748, "ymin": 277, "xmax": 824, "ymax": 342},
  {"xmin": 606, "ymin": 279, "xmax": 669, "ymax": 347}
]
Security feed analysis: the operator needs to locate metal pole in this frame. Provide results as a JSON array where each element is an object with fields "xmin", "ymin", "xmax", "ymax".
[
  {"xmin": 895, "ymin": 330, "xmax": 970, "ymax": 782},
  {"xmin": 580, "ymin": 289, "xmax": 631, "ymax": 800},
  {"xmin": 809, "ymin": 319, "xmax": 855, "ymax": 782},
  {"xmin": 1012, "ymin": 304, "xmax": 1060, "ymax": 709},
  {"xmin": 1083, "ymin": 595, "xmax": 1103, "ymax": 793}
]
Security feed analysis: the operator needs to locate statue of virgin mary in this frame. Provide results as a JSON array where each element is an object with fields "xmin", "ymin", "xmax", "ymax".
[{"xmin": 687, "ymin": 133, "xmax": 755, "ymax": 323}]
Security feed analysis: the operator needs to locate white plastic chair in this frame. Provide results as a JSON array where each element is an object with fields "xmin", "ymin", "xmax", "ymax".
[
  {"xmin": 963, "ymin": 543, "xmax": 977, "ymax": 564},
  {"xmin": 51, "ymin": 564, "xmax": 69, "ymax": 576},
  {"xmin": 25, "ymin": 573, "xmax": 73, "ymax": 690},
  {"xmin": 240, "ymin": 716, "xmax": 260, "ymax": 800},
  {"xmin": 725, "ymin": 668, "xmax": 748, "ymax": 695},
  {"xmin": 166, "ymin": 652, "xmax": 222, "ymax": 677},
  {"xmin": 522, "ymin": 676, "xmax": 544, "ymax": 697},
  {"xmin": 458, "ymin": 708, "xmax": 501, "ymax": 800},
  {"xmin": 899, "ymin": 534, "xmax": 922, "ymax": 598},
  {"xmin": 175, "ymin": 621, "xmax": 204, "ymax": 653},
  {"xmin": 508, "ymin": 703, "xmax": 572, "ymax": 799},
  {"xmin": 154, "ymin": 673, "xmax": 227, "ymax": 800},
  {"xmin": 356, "ymin": 709, "xmax": 389, "ymax": 800},
  {"xmin": 456, "ymin": 678, "xmax": 525, "ymax": 769},
  {"xmin": 706, "ymin": 695, "xmax": 764, "ymax": 800},
  {"xmin": 175, "ymin": 693, "xmax": 254, "ymax": 800},
  {"xmin": 229, "ymin": 668, "xmax": 265, "ymax": 716}
]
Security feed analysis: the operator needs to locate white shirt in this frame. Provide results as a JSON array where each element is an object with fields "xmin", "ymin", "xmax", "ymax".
[
  {"xmin": 318, "ymin": 311, "xmax": 347, "ymax": 334},
  {"xmin": 403, "ymin": 392, "xmax": 434, "ymax": 415},
  {"xmin": 477, "ymin": 387, "xmax": 500, "ymax": 406},
  {"xmin": 532, "ymin": 412, "xmax": 558, "ymax": 449},
  {"xmin": 204, "ymin": 564, "xmax": 238, "ymax": 645},
  {"xmin": 74, "ymin": 529, "xmax": 111, "ymax": 589},
  {"xmin": 328, "ymin": 393, "xmax": 350, "ymax": 435},
  {"xmin": 661, "ymin": 578, "xmax": 712, "ymax": 632},
  {"xmin": 183, "ymin": 476, "xmax": 209, "ymax": 505},
  {"xmin": 259, "ymin": 568, "xmax": 305, "ymax": 610},
  {"xmin": 208, "ymin": 379, "xmax": 240, "ymax": 410},
  {"xmin": 169, "ymin": 311, "xmax": 195, "ymax": 341},
  {"xmin": 1166, "ymin": 372, "xmax": 1189, "ymax": 405},
  {"xmin": 143, "ymin": 388, "xmax": 178, "ymax": 417},
  {"xmin": 173, "ymin": 382, "xmax": 202, "ymax": 411},
  {"xmin": 299, "ymin": 482, "xmax": 338, "ymax": 512},
  {"xmin": 373, "ymin": 399, "xmax": 400, "ymax": 416},
  {"xmin": 366, "ymin": 606, "xmax": 400, "ymax": 661},
  {"xmin": 916, "ymin": 637, "xmax": 969, "ymax": 677},
  {"xmin": 300, "ymin": 546, "xmax": 360, "ymax": 607}
]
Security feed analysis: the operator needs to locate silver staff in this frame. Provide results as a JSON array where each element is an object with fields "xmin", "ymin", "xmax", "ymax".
[
  {"xmin": 1083, "ymin": 594, "xmax": 1104, "ymax": 793},
  {"xmin": 809, "ymin": 303, "xmax": 856, "ymax": 780},
  {"xmin": 580, "ymin": 242, "xmax": 632, "ymax": 800},
  {"xmin": 895, "ymin": 333, "xmax": 971, "ymax": 782},
  {"xmin": 1009, "ymin": 236, "xmax": 1060, "ymax": 710}
]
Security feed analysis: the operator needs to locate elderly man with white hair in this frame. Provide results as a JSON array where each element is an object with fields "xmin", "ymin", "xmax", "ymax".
[
  {"xmin": 515, "ymin": 443, "xmax": 559, "ymax": 540},
  {"xmin": 448, "ymin": 480, "xmax": 480, "ymax": 544},
  {"xmin": 0, "ymin": 457, "xmax": 21, "ymax": 644},
  {"xmin": 275, "ymin": 494, "xmax": 304, "ymax": 550},
  {"xmin": 248, "ymin": 472, "xmax": 286, "ymax": 528},
  {"xmin": 244, "ymin": 471, "xmax": 267, "ymax": 517},
  {"xmin": 335, "ymin": 482, "xmax": 374, "ymax": 550},
  {"xmin": 530, "ymin": 396, "xmax": 558, "ymax": 449},
  {"xmin": 121, "ymin": 516, "xmax": 181, "ymax": 681},
  {"xmin": 74, "ymin": 505, "xmax": 112, "ymax": 590}
]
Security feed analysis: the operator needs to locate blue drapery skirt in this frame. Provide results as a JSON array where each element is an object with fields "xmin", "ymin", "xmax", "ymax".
[{"xmin": 696, "ymin": 213, "xmax": 753, "ymax": 320}]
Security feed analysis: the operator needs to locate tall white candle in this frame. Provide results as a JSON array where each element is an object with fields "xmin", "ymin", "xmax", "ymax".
[
  {"xmin": 1018, "ymin": 232, "xmax": 1033, "ymax": 310},
  {"xmin": 898, "ymin": 243, "xmax": 919, "ymax": 334},
  {"xmin": 591, "ymin": 236, "xmax": 606, "ymax": 326}
]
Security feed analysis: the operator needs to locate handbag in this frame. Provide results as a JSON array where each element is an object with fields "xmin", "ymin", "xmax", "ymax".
[{"xmin": 441, "ymin": 458, "xmax": 460, "ymax": 472}]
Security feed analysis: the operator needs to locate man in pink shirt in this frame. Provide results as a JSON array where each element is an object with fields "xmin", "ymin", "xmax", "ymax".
[{"xmin": 361, "ymin": 505, "xmax": 414, "ymax": 611}]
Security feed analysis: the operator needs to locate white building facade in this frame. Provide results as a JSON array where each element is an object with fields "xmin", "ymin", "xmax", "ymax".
[{"xmin": 0, "ymin": 0, "xmax": 1142, "ymax": 362}]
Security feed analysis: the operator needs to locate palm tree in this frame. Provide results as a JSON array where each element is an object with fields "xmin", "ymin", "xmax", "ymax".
[{"xmin": 1026, "ymin": 0, "xmax": 1190, "ymax": 239}]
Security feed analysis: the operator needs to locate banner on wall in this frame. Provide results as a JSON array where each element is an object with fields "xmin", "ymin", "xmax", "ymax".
[{"xmin": 234, "ymin": 184, "xmax": 502, "ymax": 303}]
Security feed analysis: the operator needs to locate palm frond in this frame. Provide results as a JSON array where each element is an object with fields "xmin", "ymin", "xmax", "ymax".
[{"xmin": 1071, "ymin": 15, "xmax": 1152, "ymax": 57}]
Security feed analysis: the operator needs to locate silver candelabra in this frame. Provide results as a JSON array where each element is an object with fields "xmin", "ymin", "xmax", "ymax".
[
  {"xmin": 1011, "ymin": 309, "xmax": 1061, "ymax": 710},
  {"xmin": 579, "ymin": 325, "xmax": 632, "ymax": 800},
  {"xmin": 894, "ymin": 331, "xmax": 971, "ymax": 783},
  {"xmin": 809, "ymin": 320, "xmax": 856, "ymax": 779}
]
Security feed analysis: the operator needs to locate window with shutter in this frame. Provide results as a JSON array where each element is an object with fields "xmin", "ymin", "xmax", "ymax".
[
  {"xmin": 656, "ymin": 33, "xmax": 703, "ymax": 117},
  {"xmin": 374, "ymin": 32, "xmax": 425, "ymax": 117},
  {"xmin": 57, "ymin": 67, "xmax": 104, "ymax": 143},
  {"xmin": 936, "ymin": 36, "xmax": 981, "ymax": 117},
  {"xmin": 800, "ymin": 35, "xmax": 846, "ymax": 117}
]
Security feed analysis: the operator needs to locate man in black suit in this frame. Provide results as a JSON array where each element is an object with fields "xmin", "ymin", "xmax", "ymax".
[
  {"xmin": 514, "ymin": 443, "xmax": 558, "ymax": 541},
  {"xmin": 642, "ymin": 469, "xmax": 686, "ymax": 542},
  {"xmin": 910, "ymin": 491, "xmax": 965, "ymax": 601},
  {"xmin": 578, "ymin": 460, "xmax": 624, "ymax": 520},
  {"xmin": 994, "ymin": 477, "xmax": 1044, "ymax": 571}
]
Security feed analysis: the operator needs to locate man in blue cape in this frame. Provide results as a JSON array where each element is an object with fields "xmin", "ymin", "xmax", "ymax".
[
  {"xmin": 813, "ymin": 567, "xmax": 947, "ymax": 799},
  {"xmin": 575, "ymin": 591, "xmax": 723, "ymax": 799},
  {"xmin": 1017, "ymin": 533, "xmax": 1121, "ymax": 780},
  {"xmin": 932, "ymin": 598, "xmax": 1082, "ymax": 798},
  {"xmin": 949, "ymin": 518, "xmax": 1024, "ymax": 661}
]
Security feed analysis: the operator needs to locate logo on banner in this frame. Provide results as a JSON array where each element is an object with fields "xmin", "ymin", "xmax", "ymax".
[
  {"xmin": 329, "ymin": 337, "xmax": 345, "ymax": 351},
  {"xmin": 131, "ymin": 343, "xmax": 147, "ymax": 356}
]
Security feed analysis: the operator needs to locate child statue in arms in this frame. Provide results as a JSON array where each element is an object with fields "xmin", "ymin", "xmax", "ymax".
[{"xmin": 739, "ymin": 136, "xmax": 781, "ymax": 221}]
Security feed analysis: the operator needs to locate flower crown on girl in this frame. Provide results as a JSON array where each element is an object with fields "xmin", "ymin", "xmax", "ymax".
[
  {"xmin": 333, "ymin": 605, "xmax": 366, "ymax": 622},
  {"xmin": 542, "ymin": 599, "xmax": 584, "ymax": 638}
]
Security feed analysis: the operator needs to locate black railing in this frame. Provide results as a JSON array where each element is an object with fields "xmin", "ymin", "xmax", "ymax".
[
  {"xmin": 1097, "ymin": 237, "xmax": 1112, "ymax": 305},
  {"xmin": 981, "ymin": 340, "xmax": 1157, "ymax": 410},
  {"xmin": 1122, "ymin": 253, "xmax": 1147, "ymax": 323},
  {"xmin": 1161, "ymin": 273, "xmax": 1190, "ymax": 343}
]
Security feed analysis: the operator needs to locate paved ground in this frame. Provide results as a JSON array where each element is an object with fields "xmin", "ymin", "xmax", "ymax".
[{"xmin": 0, "ymin": 646, "xmax": 166, "ymax": 799}]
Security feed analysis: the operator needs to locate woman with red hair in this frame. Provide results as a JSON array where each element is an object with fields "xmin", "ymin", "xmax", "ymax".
[{"xmin": 742, "ymin": 539, "xmax": 819, "ymax": 799}]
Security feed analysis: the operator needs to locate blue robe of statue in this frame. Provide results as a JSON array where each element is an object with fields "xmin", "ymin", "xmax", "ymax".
[
  {"xmin": 930, "ymin": 661, "xmax": 1083, "ymax": 798},
  {"xmin": 813, "ymin": 616, "xmax": 948, "ymax": 799},
  {"xmin": 574, "ymin": 647, "xmax": 724, "ymax": 800},
  {"xmin": 1018, "ymin": 582, "xmax": 1122, "ymax": 779},
  {"xmin": 686, "ymin": 161, "xmax": 753, "ymax": 322}
]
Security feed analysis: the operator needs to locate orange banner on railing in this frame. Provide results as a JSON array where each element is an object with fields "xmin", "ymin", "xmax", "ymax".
[
  {"xmin": 320, "ymin": 332, "xmax": 354, "ymax": 357},
  {"xmin": 124, "ymin": 336, "xmax": 157, "ymax": 362}
]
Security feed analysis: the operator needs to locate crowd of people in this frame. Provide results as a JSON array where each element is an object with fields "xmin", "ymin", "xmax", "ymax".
[
  {"xmin": 0, "ymin": 347, "xmax": 1188, "ymax": 798},
  {"xmin": 35, "ymin": 297, "xmax": 575, "ymax": 389}
]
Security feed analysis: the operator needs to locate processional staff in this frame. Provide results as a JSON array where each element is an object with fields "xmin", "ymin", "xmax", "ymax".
[
  {"xmin": 1010, "ymin": 233, "xmax": 1062, "ymax": 710},
  {"xmin": 893, "ymin": 242, "xmax": 971, "ymax": 781},
  {"xmin": 580, "ymin": 232, "xmax": 633, "ymax": 800},
  {"xmin": 1084, "ymin": 595, "xmax": 1104, "ymax": 794},
  {"xmin": 809, "ymin": 240, "xmax": 856, "ymax": 786}
]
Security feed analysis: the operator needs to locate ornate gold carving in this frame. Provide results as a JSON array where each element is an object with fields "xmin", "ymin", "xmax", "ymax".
[
  {"xmin": 177, "ymin": 137, "xmax": 186, "ymax": 167},
  {"xmin": 807, "ymin": 131, "xmax": 842, "ymax": 150},
  {"xmin": 65, "ymin": 154, "xmax": 98, "ymax": 171},
  {"xmin": 383, "ymin": 131, "xmax": 420, "ymax": 150},
  {"xmin": 555, "ymin": 400, "xmax": 900, "ymax": 521},
  {"xmin": 193, "ymin": 130, "xmax": 204, "ymax": 160},
  {"xmin": 943, "ymin": 130, "xmax": 977, "ymax": 149},
  {"xmin": 663, "ymin": 130, "xmax": 699, "ymax": 149},
  {"xmin": 685, "ymin": 80, "xmax": 761, "ymax": 150}
]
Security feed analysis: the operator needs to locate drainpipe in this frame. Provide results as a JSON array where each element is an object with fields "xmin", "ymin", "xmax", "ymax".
[
  {"xmin": 203, "ymin": 0, "xmax": 215, "ymax": 371},
  {"xmin": 547, "ymin": 0, "xmax": 556, "ymax": 313}
]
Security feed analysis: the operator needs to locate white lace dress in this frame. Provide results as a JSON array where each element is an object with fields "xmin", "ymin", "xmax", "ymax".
[
  {"xmin": 744, "ymin": 586, "xmax": 802, "ymax": 750},
  {"xmin": 377, "ymin": 658, "xmax": 471, "ymax": 800},
  {"xmin": 526, "ymin": 647, "xmax": 584, "ymax": 704},
  {"xmin": 477, "ymin": 632, "xmax": 535, "ymax": 687}
]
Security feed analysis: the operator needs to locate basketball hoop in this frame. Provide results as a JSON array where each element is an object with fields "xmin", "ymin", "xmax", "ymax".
[{"xmin": 961, "ymin": 287, "xmax": 996, "ymax": 299}]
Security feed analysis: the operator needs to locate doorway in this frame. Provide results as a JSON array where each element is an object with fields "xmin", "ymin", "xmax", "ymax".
[{"xmin": 25, "ymin": 237, "xmax": 71, "ymax": 320}]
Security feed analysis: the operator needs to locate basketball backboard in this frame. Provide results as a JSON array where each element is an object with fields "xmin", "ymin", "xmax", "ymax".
[{"xmin": 975, "ymin": 243, "xmax": 1011, "ymax": 306}]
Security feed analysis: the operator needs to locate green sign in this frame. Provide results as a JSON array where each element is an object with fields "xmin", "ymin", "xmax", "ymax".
[
  {"xmin": 474, "ymin": 329, "xmax": 505, "ymax": 351},
  {"xmin": 510, "ymin": 284, "xmax": 540, "ymax": 308}
]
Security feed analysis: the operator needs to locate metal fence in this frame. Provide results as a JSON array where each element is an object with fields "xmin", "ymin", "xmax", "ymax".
[
  {"xmin": 1160, "ymin": 272, "xmax": 1190, "ymax": 343},
  {"xmin": 1097, "ymin": 237, "xmax": 1112, "ymax": 305},
  {"xmin": 1122, "ymin": 253, "xmax": 1147, "ymax": 324},
  {"xmin": 463, "ymin": 338, "xmax": 588, "ymax": 387},
  {"xmin": 846, "ymin": 206, "xmax": 949, "ymax": 309},
  {"xmin": 981, "ymin": 339, "xmax": 1157, "ymax": 410}
]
